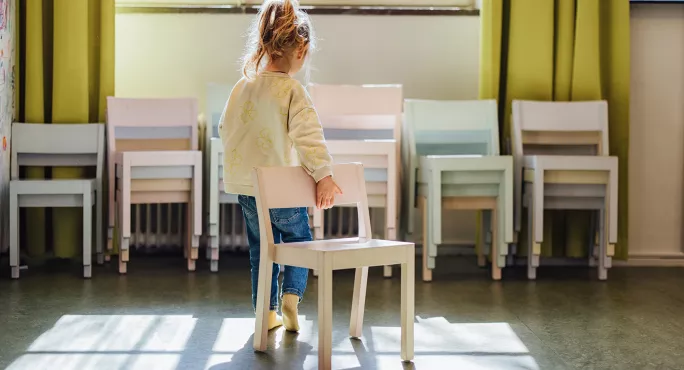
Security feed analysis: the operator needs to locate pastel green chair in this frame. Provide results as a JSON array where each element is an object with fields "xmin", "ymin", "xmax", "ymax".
[{"xmin": 404, "ymin": 99, "xmax": 514, "ymax": 281}]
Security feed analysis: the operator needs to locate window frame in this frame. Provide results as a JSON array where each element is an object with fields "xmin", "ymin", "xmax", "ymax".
[{"xmin": 115, "ymin": 0, "xmax": 480, "ymax": 15}]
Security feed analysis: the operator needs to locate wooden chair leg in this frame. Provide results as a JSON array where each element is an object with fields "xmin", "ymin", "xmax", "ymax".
[
  {"xmin": 318, "ymin": 254, "xmax": 333, "ymax": 370},
  {"xmin": 420, "ymin": 197, "xmax": 432, "ymax": 282},
  {"xmin": 96, "ymin": 188, "xmax": 104, "ymax": 265},
  {"xmin": 83, "ymin": 191, "xmax": 93, "ymax": 279},
  {"xmin": 491, "ymin": 207, "xmax": 501, "ymax": 281},
  {"xmin": 254, "ymin": 253, "xmax": 275, "ymax": 352},
  {"xmin": 186, "ymin": 203, "xmax": 196, "ymax": 272},
  {"xmin": 116, "ymin": 199, "xmax": 128, "ymax": 274},
  {"xmin": 311, "ymin": 208, "xmax": 324, "ymax": 278},
  {"xmin": 349, "ymin": 267, "xmax": 368, "ymax": 338},
  {"xmin": 598, "ymin": 208, "xmax": 608, "ymax": 280},
  {"xmin": 401, "ymin": 245, "xmax": 415, "ymax": 362},
  {"xmin": 477, "ymin": 211, "xmax": 486, "ymax": 267},
  {"xmin": 526, "ymin": 203, "xmax": 537, "ymax": 280},
  {"xmin": 383, "ymin": 227, "xmax": 394, "ymax": 278},
  {"xmin": 9, "ymin": 190, "xmax": 20, "ymax": 279}
]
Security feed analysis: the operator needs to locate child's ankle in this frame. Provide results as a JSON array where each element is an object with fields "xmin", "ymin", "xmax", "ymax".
[
  {"xmin": 282, "ymin": 293, "xmax": 300, "ymax": 332},
  {"xmin": 267, "ymin": 310, "xmax": 282, "ymax": 330}
]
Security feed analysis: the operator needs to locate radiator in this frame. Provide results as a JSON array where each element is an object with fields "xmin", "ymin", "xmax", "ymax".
[
  {"xmin": 128, "ymin": 204, "xmax": 377, "ymax": 251},
  {"xmin": 130, "ymin": 203, "xmax": 248, "ymax": 251}
]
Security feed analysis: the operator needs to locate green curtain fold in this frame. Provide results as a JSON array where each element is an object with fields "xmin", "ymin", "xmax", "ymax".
[
  {"xmin": 479, "ymin": 0, "xmax": 630, "ymax": 259},
  {"xmin": 19, "ymin": 0, "xmax": 114, "ymax": 259}
]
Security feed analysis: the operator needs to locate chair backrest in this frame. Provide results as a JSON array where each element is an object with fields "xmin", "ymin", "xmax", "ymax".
[
  {"xmin": 511, "ymin": 100, "xmax": 609, "ymax": 157},
  {"xmin": 11, "ymin": 123, "xmax": 105, "ymax": 180},
  {"xmin": 253, "ymin": 163, "xmax": 373, "ymax": 242},
  {"xmin": 106, "ymin": 97, "xmax": 199, "ymax": 153},
  {"xmin": 404, "ymin": 99, "xmax": 499, "ymax": 157},
  {"xmin": 206, "ymin": 83, "xmax": 233, "ymax": 142},
  {"xmin": 308, "ymin": 84, "xmax": 403, "ymax": 141}
]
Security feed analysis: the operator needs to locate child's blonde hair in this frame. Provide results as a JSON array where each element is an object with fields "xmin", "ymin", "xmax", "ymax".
[{"xmin": 242, "ymin": 0, "xmax": 316, "ymax": 79}]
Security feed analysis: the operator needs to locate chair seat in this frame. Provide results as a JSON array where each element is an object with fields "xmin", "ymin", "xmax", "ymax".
[
  {"xmin": 523, "ymin": 155, "xmax": 618, "ymax": 171},
  {"xmin": 419, "ymin": 154, "xmax": 513, "ymax": 172},
  {"xmin": 274, "ymin": 237, "xmax": 413, "ymax": 270}
]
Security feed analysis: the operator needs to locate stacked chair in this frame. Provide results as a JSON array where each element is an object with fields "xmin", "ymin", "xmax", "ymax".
[
  {"xmin": 4, "ymin": 90, "xmax": 620, "ymax": 286},
  {"xmin": 404, "ymin": 99, "xmax": 514, "ymax": 281},
  {"xmin": 512, "ymin": 100, "xmax": 618, "ymax": 280},
  {"xmin": 9, "ymin": 123, "xmax": 106, "ymax": 278},
  {"xmin": 308, "ymin": 84, "xmax": 403, "ymax": 278},
  {"xmin": 205, "ymin": 83, "xmax": 248, "ymax": 272},
  {"xmin": 107, "ymin": 97, "xmax": 203, "ymax": 274}
]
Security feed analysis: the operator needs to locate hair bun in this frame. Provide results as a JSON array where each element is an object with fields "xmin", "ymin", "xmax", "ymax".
[{"xmin": 242, "ymin": 0, "xmax": 315, "ymax": 79}]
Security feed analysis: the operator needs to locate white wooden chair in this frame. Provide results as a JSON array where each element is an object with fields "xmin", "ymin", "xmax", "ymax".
[
  {"xmin": 205, "ymin": 83, "xmax": 246, "ymax": 272},
  {"xmin": 404, "ymin": 99, "xmax": 514, "ymax": 281},
  {"xmin": 252, "ymin": 163, "xmax": 414, "ymax": 370},
  {"xmin": 512, "ymin": 100, "xmax": 618, "ymax": 280},
  {"xmin": 107, "ymin": 97, "xmax": 202, "ymax": 274},
  {"xmin": 308, "ymin": 84, "xmax": 403, "ymax": 278},
  {"xmin": 9, "ymin": 123, "xmax": 105, "ymax": 278}
]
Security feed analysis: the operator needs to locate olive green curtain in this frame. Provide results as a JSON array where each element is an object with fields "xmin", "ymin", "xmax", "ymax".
[
  {"xmin": 479, "ymin": 0, "xmax": 630, "ymax": 259},
  {"xmin": 19, "ymin": 0, "xmax": 114, "ymax": 259}
]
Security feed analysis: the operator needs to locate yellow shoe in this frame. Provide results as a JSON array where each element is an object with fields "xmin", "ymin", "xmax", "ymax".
[
  {"xmin": 268, "ymin": 310, "xmax": 283, "ymax": 331},
  {"xmin": 282, "ymin": 293, "xmax": 300, "ymax": 332}
]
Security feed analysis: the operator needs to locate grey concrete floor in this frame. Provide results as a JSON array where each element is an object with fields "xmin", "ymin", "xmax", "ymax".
[{"xmin": 0, "ymin": 254, "xmax": 683, "ymax": 370}]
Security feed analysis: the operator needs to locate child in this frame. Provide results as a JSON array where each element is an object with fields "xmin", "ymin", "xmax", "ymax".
[{"xmin": 218, "ymin": 0, "xmax": 341, "ymax": 332}]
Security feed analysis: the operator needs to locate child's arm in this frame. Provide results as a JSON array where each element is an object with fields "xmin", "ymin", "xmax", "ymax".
[{"xmin": 288, "ymin": 84, "xmax": 333, "ymax": 182}]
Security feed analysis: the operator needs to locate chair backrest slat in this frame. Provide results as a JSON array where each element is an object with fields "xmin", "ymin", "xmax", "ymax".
[
  {"xmin": 11, "ymin": 123, "xmax": 105, "ymax": 179},
  {"xmin": 512, "ymin": 100, "xmax": 609, "ymax": 156},
  {"xmin": 254, "ymin": 163, "xmax": 366, "ymax": 209},
  {"xmin": 309, "ymin": 84, "xmax": 403, "ymax": 141},
  {"xmin": 18, "ymin": 153, "xmax": 98, "ymax": 167},
  {"xmin": 405, "ymin": 99, "xmax": 499, "ymax": 157},
  {"xmin": 254, "ymin": 163, "xmax": 373, "ymax": 244},
  {"xmin": 206, "ymin": 83, "xmax": 233, "ymax": 140},
  {"xmin": 107, "ymin": 97, "xmax": 199, "ymax": 152}
]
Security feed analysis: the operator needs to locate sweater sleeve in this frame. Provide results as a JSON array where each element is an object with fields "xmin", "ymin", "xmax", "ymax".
[{"xmin": 288, "ymin": 83, "xmax": 333, "ymax": 182}]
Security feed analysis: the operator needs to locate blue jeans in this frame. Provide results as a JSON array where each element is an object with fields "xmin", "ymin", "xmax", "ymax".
[{"xmin": 238, "ymin": 195, "xmax": 310, "ymax": 312}]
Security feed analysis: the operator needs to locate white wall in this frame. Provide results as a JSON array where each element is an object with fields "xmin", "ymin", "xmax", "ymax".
[
  {"xmin": 115, "ymin": 13, "xmax": 480, "ymax": 105},
  {"xmin": 115, "ymin": 12, "xmax": 481, "ymax": 245},
  {"xmin": 629, "ymin": 4, "xmax": 684, "ymax": 260},
  {"xmin": 116, "ymin": 7, "xmax": 684, "ymax": 259}
]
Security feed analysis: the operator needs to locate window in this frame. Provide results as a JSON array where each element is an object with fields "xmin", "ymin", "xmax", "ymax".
[{"xmin": 116, "ymin": 0, "xmax": 476, "ymax": 7}]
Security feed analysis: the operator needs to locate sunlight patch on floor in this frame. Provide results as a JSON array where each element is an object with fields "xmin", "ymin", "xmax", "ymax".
[{"xmin": 7, "ymin": 315, "xmax": 539, "ymax": 370}]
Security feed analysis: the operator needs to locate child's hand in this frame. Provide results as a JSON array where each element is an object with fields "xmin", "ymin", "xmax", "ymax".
[{"xmin": 316, "ymin": 176, "xmax": 342, "ymax": 209}]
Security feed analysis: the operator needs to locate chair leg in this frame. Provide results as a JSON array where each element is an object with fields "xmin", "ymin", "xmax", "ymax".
[
  {"xmin": 491, "ymin": 207, "xmax": 501, "ymax": 281},
  {"xmin": 254, "ymin": 252, "xmax": 275, "ymax": 352},
  {"xmin": 526, "ymin": 191, "xmax": 537, "ymax": 280},
  {"xmin": 420, "ymin": 197, "xmax": 432, "ymax": 282},
  {"xmin": 383, "ymin": 227, "xmax": 394, "ymax": 278},
  {"xmin": 116, "ymin": 200, "xmax": 128, "ymax": 274},
  {"xmin": 312, "ymin": 209, "xmax": 324, "ymax": 277},
  {"xmin": 401, "ymin": 245, "xmax": 415, "ymax": 362},
  {"xmin": 9, "ymin": 190, "xmax": 19, "ymax": 279},
  {"xmin": 476, "ymin": 211, "xmax": 486, "ymax": 267},
  {"xmin": 186, "ymin": 203, "xmax": 197, "ymax": 272},
  {"xmin": 349, "ymin": 267, "xmax": 368, "ymax": 338},
  {"xmin": 83, "ymin": 191, "xmax": 93, "ymax": 279},
  {"xmin": 96, "ymin": 190, "xmax": 104, "ymax": 265},
  {"xmin": 598, "ymin": 208, "xmax": 608, "ymax": 280},
  {"xmin": 318, "ymin": 254, "xmax": 333, "ymax": 370},
  {"xmin": 210, "ymin": 236, "xmax": 219, "ymax": 272}
]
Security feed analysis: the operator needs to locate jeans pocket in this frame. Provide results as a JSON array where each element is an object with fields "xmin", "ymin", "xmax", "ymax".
[
  {"xmin": 238, "ymin": 195, "xmax": 258, "ymax": 218},
  {"xmin": 270, "ymin": 208, "xmax": 303, "ymax": 225}
]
